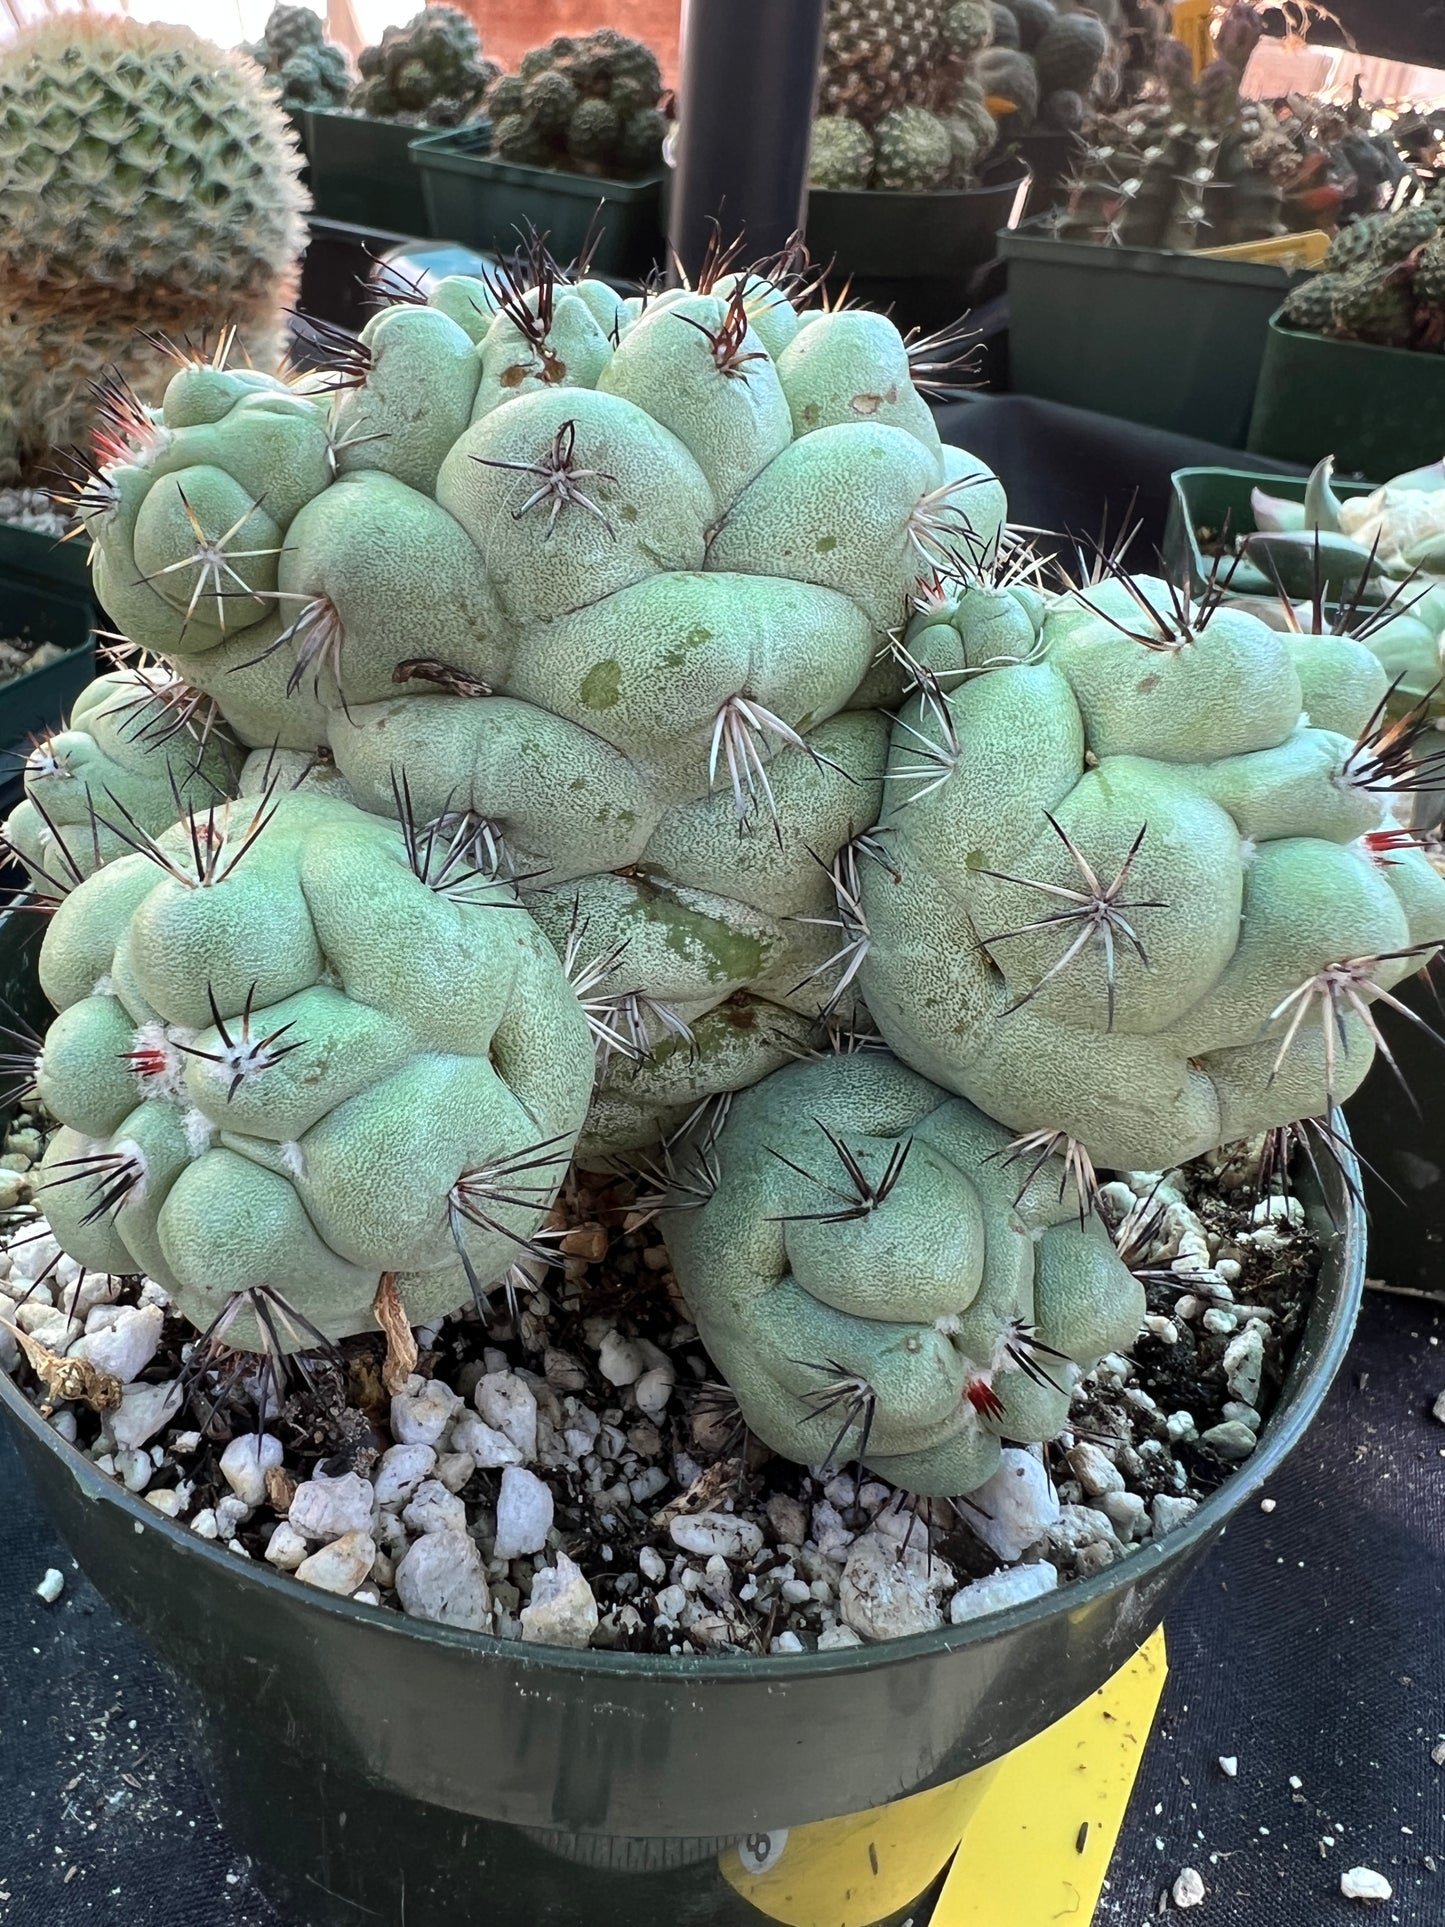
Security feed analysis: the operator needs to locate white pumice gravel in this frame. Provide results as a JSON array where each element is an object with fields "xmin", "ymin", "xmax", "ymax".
[
  {"xmin": 1, "ymin": 1137, "xmax": 1323, "ymax": 1655},
  {"xmin": 1171, "ymin": 1866, "xmax": 1206, "ymax": 1908},
  {"xmin": 1218, "ymin": 1755, "xmax": 1238, "ymax": 1778},
  {"xmin": 1340, "ymin": 1867, "xmax": 1392, "ymax": 1902},
  {"xmin": 219, "ymin": 1432, "xmax": 283, "ymax": 1508},
  {"xmin": 35, "ymin": 1568, "xmax": 64, "ymax": 1605}
]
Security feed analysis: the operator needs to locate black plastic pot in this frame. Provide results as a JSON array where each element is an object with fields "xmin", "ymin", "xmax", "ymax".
[
  {"xmin": 803, "ymin": 158, "xmax": 1032, "ymax": 339},
  {"xmin": 413, "ymin": 126, "xmax": 666, "ymax": 280},
  {"xmin": 1248, "ymin": 312, "xmax": 1445, "ymax": 480},
  {"xmin": 0, "ymin": 524, "xmax": 97, "ymax": 759},
  {"xmin": 302, "ymin": 110, "xmax": 435, "ymax": 238},
  {"xmin": 999, "ymin": 217, "xmax": 1307, "ymax": 445},
  {"xmin": 0, "ymin": 898, "xmax": 1365, "ymax": 1927}
]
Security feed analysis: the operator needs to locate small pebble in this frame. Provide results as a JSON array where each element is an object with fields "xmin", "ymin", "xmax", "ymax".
[
  {"xmin": 401, "ymin": 1479, "xmax": 468, "ymax": 1538},
  {"xmin": 390, "ymin": 1379, "xmax": 458, "ymax": 1448},
  {"xmin": 1340, "ymin": 1867, "xmax": 1392, "ymax": 1902},
  {"xmin": 396, "ymin": 1527, "xmax": 491, "ymax": 1632},
  {"xmin": 296, "ymin": 1530, "xmax": 376, "ymax": 1598},
  {"xmin": 1431, "ymin": 1389, "xmax": 1445, "ymax": 1425},
  {"xmin": 190, "ymin": 1509, "xmax": 220, "ymax": 1541},
  {"xmin": 770, "ymin": 1631, "xmax": 804, "ymax": 1655},
  {"xmin": 289, "ymin": 1471, "xmax": 376, "ymax": 1544},
  {"xmin": 638, "ymin": 1545, "xmax": 666, "ymax": 1585},
  {"xmin": 949, "ymin": 1561, "xmax": 1057, "ymax": 1625},
  {"xmin": 1066, "ymin": 1442, "xmax": 1124, "ymax": 1497},
  {"xmin": 1171, "ymin": 1866, "xmax": 1206, "ymax": 1908},
  {"xmin": 372, "ymin": 1442, "xmax": 436, "ymax": 1506},
  {"xmin": 1201, "ymin": 1306, "xmax": 1236, "ymax": 1336},
  {"xmin": 521, "ymin": 1553, "xmax": 598, "ymax": 1649},
  {"xmin": 1165, "ymin": 1411, "xmax": 1198, "ymax": 1445},
  {"xmin": 474, "ymin": 1373, "xmax": 538, "ymax": 1462},
  {"xmin": 1150, "ymin": 1495, "xmax": 1198, "ymax": 1537},
  {"xmin": 598, "ymin": 1330, "xmax": 645, "ymax": 1387},
  {"xmin": 669, "ymin": 1512, "xmax": 764, "ymax": 1562},
  {"xmin": 1199, "ymin": 1419, "xmax": 1257, "ymax": 1463},
  {"xmin": 817, "ymin": 1623, "xmax": 863, "ymax": 1651},
  {"xmin": 219, "ymin": 1432, "xmax": 284, "ymax": 1509},
  {"xmin": 1223, "ymin": 1327, "xmax": 1265, "ymax": 1407},
  {"xmin": 1219, "ymin": 1755, "xmax": 1238, "ymax": 1777},
  {"xmin": 492, "ymin": 1465, "xmax": 554, "ymax": 1559},
  {"xmin": 450, "ymin": 1412, "xmax": 523, "ymax": 1468},
  {"xmin": 110, "ymin": 1380, "xmax": 184, "ymax": 1452},
  {"xmin": 840, "ymin": 1530, "xmax": 953, "ymax": 1641},
  {"xmin": 1430, "ymin": 1739, "xmax": 1445, "ymax": 1768},
  {"xmin": 264, "ymin": 1522, "xmax": 309, "ymax": 1572},
  {"xmin": 634, "ymin": 1362, "xmax": 675, "ymax": 1418},
  {"xmin": 1260, "ymin": 1498, "xmax": 1276, "ymax": 1513},
  {"xmin": 967, "ymin": 1448, "xmax": 1060, "ymax": 1561},
  {"xmin": 72, "ymin": 1303, "xmax": 163, "ymax": 1384},
  {"xmin": 35, "ymin": 1568, "xmax": 64, "ymax": 1605}
]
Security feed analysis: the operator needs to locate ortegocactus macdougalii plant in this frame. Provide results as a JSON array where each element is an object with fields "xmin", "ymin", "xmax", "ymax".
[
  {"xmin": 243, "ymin": 4, "xmax": 352, "ymax": 116},
  {"xmin": 350, "ymin": 4, "xmax": 498, "ymax": 128},
  {"xmin": 31, "ymin": 789, "xmax": 594, "ymax": 1349},
  {"xmin": 0, "ymin": 16, "xmax": 308, "ymax": 485},
  {"xmin": 3, "ymin": 666, "xmax": 244, "ymax": 898},
  {"xmin": 76, "ymin": 250, "xmax": 1006, "ymax": 1157},
  {"xmin": 489, "ymin": 29, "xmax": 667, "ymax": 179},
  {"xmin": 856, "ymin": 568, "xmax": 1445, "ymax": 1173},
  {"xmin": 661, "ymin": 1051, "xmax": 1144, "ymax": 1496}
]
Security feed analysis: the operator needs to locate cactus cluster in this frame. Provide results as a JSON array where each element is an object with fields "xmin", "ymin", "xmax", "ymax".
[
  {"xmin": 0, "ymin": 15, "xmax": 307, "ymax": 486},
  {"xmin": 487, "ymin": 28, "xmax": 667, "ymax": 179},
  {"xmin": 980, "ymin": 0, "xmax": 1115, "ymax": 139},
  {"xmin": 13, "ymin": 244, "xmax": 1445, "ymax": 1498},
  {"xmin": 350, "ymin": 4, "xmax": 498, "ymax": 129},
  {"xmin": 243, "ymin": 4, "xmax": 351, "ymax": 116},
  {"xmin": 1282, "ymin": 197, "xmax": 1445, "ymax": 350},
  {"xmin": 1060, "ymin": 9, "xmax": 1404, "ymax": 251},
  {"xmin": 810, "ymin": 0, "xmax": 1001, "ymax": 191}
]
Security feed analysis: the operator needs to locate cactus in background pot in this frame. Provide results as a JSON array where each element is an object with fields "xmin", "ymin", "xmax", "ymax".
[
  {"xmin": 0, "ymin": 16, "xmax": 307, "ymax": 485},
  {"xmin": 350, "ymin": 4, "xmax": 498, "ymax": 128},
  {"xmin": 488, "ymin": 29, "xmax": 666, "ymax": 179},
  {"xmin": 243, "ymin": 4, "xmax": 351, "ymax": 115},
  {"xmin": 1281, "ymin": 201, "xmax": 1445, "ymax": 351},
  {"xmin": 662, "ymin": 1050, "xmax": 1144, "ymax": 1497},
  {"xmin": 32, "ymin": 790, "xmax": 594, "ymax": 1349}
]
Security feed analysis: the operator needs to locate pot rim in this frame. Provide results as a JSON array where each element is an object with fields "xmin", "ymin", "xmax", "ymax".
[{"xmin": 0, "ymin": 1152, "xmax": 1365, "ymax": 1682}]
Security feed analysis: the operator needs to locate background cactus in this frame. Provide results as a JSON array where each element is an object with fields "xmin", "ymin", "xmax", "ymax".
[
  {"xmin": 243, "ymin": 4, "xmax": 351, "ymax": 116},
  {"xmin": 810, "ymin": 0, "xmax": 1000, "ymax": 190},
  {"xmin": 856, "ymin": 571, "xmax": 1445, "ymax": 1173},
  {"xmin": 350, "ymin": 4, "xmax": 498, "ymax": 128},
  {"xmin": 1282, "ymin": 200, "xmax": 1445, "ymax": 350},
  {"xmin": 662, "ymin": 1051, "xmax": 1144, "ymax": 1497},
  {"xmin": 31, "ymin": 790, "xmax": 594, "ymax": 1350},
  {"xmin": 0, "ymin": 15, "xmax": 308, "ymax": 486},
  {"xmin": 78, "ymin": 254, "xmax": 1006, "ymax": 1158},
  {"xmin": 488, "ymin": 28, "xmax": 666, "ymax": 179}
]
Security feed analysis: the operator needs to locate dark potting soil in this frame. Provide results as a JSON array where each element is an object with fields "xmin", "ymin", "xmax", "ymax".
[{"xmin": 0, "ymin": 1111, "xmax": 1323, "ymax": 1656}]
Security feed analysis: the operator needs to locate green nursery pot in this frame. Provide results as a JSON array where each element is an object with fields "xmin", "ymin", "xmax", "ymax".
[
  {"xmin": 1248, "ymin": 312, "xmax": 1445, "ymax": 480},
  {"xmin": 412, "ymin": 125, "xmax": 665, "ymax": 280},
  {"xmin": 0, "ymin": 524, "xmax": 97, "ymax": 764},
  {"xmin": 1162, "ymin": 465, "xmax": 1379, "ymax": 600},
  {"xmin": 802, "ymin": 157, "xmax": 1032, "ymax": 339},
  {"xmin": 999, "ymin": 218, "xmax": 1305, "ymax": 445},
  {"xmin": 0, "ymin": 907, "xmax": 1365, "ymax": 1927},
  {"xmin": 303, "ymin": 109, "xmax": 435, "ymax": 237}
]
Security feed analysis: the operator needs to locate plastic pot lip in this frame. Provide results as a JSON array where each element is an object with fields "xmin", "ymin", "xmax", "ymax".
[
  {"xmin": 1000, "ymin": 214, "xmax": 1300, "ymax": 286},
  {"xmin": 0, "ymin": 1147, "xmax": 1364, "ymax": 1684},
  {"xmin": 409, "ymin": 122, "xmax": 663, "ymax": 196},
  {"xmin": 1265, "ymin": 309, "xmax": 1445, "ymax": 364},
  {"xmin": 806, "ymin": 152, "xmax": 1030, "ymax": 210}
]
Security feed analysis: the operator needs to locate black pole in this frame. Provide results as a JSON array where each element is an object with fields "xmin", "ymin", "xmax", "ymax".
[{"xmin": 668, "ymin": 0, "xmax": 828, "ymax": 283}]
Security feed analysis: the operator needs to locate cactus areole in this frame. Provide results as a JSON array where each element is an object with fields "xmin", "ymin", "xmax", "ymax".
[{"xmin": 14, "ymin": 241, "xmax": 1444, "ymax": 1496}]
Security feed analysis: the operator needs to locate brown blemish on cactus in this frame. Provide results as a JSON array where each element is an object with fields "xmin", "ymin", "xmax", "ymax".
[{"xmin": 579, "ymin": 660, "xmax": 622, "ymax": 710}]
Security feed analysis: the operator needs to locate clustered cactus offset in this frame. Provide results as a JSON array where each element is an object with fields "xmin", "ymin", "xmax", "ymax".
[
  {"xmin": 243, "ymin": 4, "xmax": 351, "ymax": 116},
  {"xmin": 488, "ymin": 28, "xmax": 666, "ymax": 179},
  {"xmin": 1282, "ymin": 194, "xmax": 1445, "ymax": 350},
  {"xmin": 13, "ymin": 238, "xmax": 1445, "ymax": 1499},
  {"xmin": 0, "ymin": 15, "xmax": 307, "ymax": 485},
  {"xmin": 350, "ymin": 4, "xmax": 498, "ymax": 129}
]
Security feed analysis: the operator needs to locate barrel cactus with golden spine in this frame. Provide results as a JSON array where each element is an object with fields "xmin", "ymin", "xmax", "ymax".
[{"xmin": 0, "ymin": 16, "xmax": 307, "ymax": 484}]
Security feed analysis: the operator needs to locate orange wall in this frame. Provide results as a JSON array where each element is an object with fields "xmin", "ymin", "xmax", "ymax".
[{"xmin": 463, "ymin": 0, "xmax": 683, "ymax": 87}]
